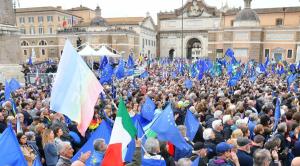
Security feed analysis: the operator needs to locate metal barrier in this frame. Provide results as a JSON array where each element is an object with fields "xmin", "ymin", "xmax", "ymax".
[{"xmin": 26, "ymin": 73, "xmax": 56, "ymax": 86}]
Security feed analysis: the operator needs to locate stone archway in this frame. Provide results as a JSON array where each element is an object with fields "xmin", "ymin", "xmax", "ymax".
[
  {"xmin": 186, "ymin": 38, "xmax": 202, "ymax": 59},
  {"xmin": 169, "ymin": 49, "xmax": 175, "ymax": 60}
]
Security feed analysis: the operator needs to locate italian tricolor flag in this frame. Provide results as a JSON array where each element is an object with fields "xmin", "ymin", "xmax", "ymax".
[{"xmin": 102, "ymin": 98, "xmax": 137, "ymax": 166}]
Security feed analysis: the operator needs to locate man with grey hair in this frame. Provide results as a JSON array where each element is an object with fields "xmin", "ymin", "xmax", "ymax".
[
  {"xmin": 56, "ymin": 141, "xmax": 74, "ymax": 166},
  {"xmin": 212, "ymin": 120, "xmax": 224, "ymax": 144},
  {"xmin": 253, "ymin": 149, "xmax": 272, "ymax": 166},
  {"xmin": 143, "ymin": 138, "xmax": 166, "ymax": 165},
  {"xmin": 89, "ymin": 138, "xmax": 107, "ymax": 166}
]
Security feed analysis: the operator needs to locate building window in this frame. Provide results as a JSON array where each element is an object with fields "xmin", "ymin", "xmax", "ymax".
[
  {"xmin": 19, "ymin": 17, "xmax": 25, "ymax": 24},
  {"xmin": 48, "ymin": 27, "xmax": 53, "ymax": 34},
  {"xmin": 231, "ymin": 20, "xmax": 234, "ymax": 27},
  {"xmin": 30, "ymin": 26, "xmax": 35, "ymax": 34},
  {"xmin": 265, "ymin": 49, "xmax": 270, "ymax": 57},
  {"xmin": 47, "ymin": 16, "xmax": 53, "ymax": 22},
  {"xmin": 20, "ymin": 28, "xmax": 26, "ymax": 34},
  {"xmin": 41, "ymin": 48, "xmax": 46, "ymax": 56},
  {"xmin": 21, "ymin": 41, "xmax": 29, "ymax": 46},
  {"xmin": 129, "ymin": 26, "xmax": 133, "ymax": 30},
  {"xmin": 276, "ymin": 18, "xmax": 283, "ymax": 26},
  {"xmin": 287, "ymin": 49, "xmax": 293, "ymax": 58},
  {"xmin": 24, "ymin": 50, "xmax": 27, "ymax": 55},
  {"xmin": 38, "ymin": 27, "xmax": 44, "ymax": 34},
  {"xmin": 38, "ymin": 16, "xmax": 44, "ymax": 23},
  {"xmin": 28, "ymin": 17, "xmax": 34, "ymax": 23},
  {"xmin": 39, "ymin": 40, "xmax": 47, "ymax": 46},
  {"xmin": 58, "ymin": 16, "xmax": 60, "ymax": 22}
]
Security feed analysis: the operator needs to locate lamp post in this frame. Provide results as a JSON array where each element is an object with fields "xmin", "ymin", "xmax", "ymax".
[{"xmin": 181, "ymin": 0, "xmax": 184, "ymax": 59}]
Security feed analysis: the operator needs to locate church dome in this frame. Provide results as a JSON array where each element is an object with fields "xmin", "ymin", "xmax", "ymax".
[
  {"xmin": 90, "ymin": 6, "xmax": 106, "ymax": 26},
  {"xmin": 235, "ymin": 8, "xmax": 260, "ymax": 22}
]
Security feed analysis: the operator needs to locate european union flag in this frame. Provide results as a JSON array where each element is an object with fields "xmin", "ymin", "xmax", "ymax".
[
  {"xmin": 0, "ymin": 125, "xmax": 27, "ymax": 166},
  {"xmin": 184, "ymin": 110, "xmax": 200, "ymax": 141},
  {"xmin": 115, "ymin": 59, "xmax": 125, "ymax": 79},
  {"xmin": 290, "ymin": 64, "xmax": 297, "ymax": 73},
  {"xmin": 190, "ymin": 64, "xmax": 197, "ymax": 78},
  {"xmin": 140, "ymin": 71, "xmax": 149, "ymax": 79},
  {"xmin": 28, "ymin": 55, "xmax": 33, "ymax": 65},
  {"xmin": 225, "ymin": 48, "xmax": 234, "ymax": 59},
  {"xmin": 100, "ymin": 63, "xmax": 113, "ymax": 84},
  {"xmin": 72, "ymin": 120, "xmax": 112, "ymax": 163},
  {"xmin": 99, "ymin": 56, "xmax": 108, "ymax": 70},
  {"xmin": 277, "ymin": 66, "xmax": 285, "ymax": 76},
  {"xmin": 184, "ymin": 79, "xmax": 193, "ymax": 89},
  {"xmin": 228, "ymin": 77, "xmax": 238, "ymax": 87},
  {"xmin": 287, "ymin": 74, "xmax": 297, "ymax": 86},
  {"xmin": 273, "ymin": 98, "xmax": 281, "ymax": 131},
  {"xmin": 9, "ymin": 78, "xmax": 21, "ymax": 92},
  {"xmin": 150, "ymin": 104, "xmax": 192, "ymax": 151},
  {"xmin": 111, "ymin": 84, "xmax": 117, "ymax": 99},
  {"xmin": 141, "ymin": 96, "xmax": 156, "ymax": 121},
  {"xmin": 264, "ymin": 55, "xmax": 270, "ymax": 68},
  {"xmin": 126, "ymin": 69, "xmax": 135, "ymax": 76},
  {"xmin": 142, "ymin": 158, "xmax": 166, "ymax": 166},
  {"xmin": 4, "ymin": 80, "xmax": 11, "ymax": 101},
  {"xmin": 127, "ymin": 54, "xmax": 135, "ymax": 69}
]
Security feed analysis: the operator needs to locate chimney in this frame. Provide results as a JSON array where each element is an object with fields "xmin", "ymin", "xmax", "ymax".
[{"xmin": 244, "ymin": 0, "xmax": 252, "ymax": 9}]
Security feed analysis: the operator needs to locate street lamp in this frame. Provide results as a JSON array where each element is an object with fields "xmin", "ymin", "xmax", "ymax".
[{"xmin": 181, "ymin": 0, "xmax": 184, "ymax": 59}]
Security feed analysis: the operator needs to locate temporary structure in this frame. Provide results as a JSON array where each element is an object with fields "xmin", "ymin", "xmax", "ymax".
[
  {"xmin": 96, "ymin": 46, "xmax": 121, "ymax": 58},
  {"xmin": 78, "ymin": 45, "xmax": 98, "ymax": 56}
]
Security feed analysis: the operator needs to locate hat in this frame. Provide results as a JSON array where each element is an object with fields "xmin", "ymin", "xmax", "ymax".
[
  {"xmin": 237, "ymin": 137, "xmax": 252, "ymax": 147},
  {"xmin": 216, "ymin": 142, "xmax": 234, "ymax": 154}
]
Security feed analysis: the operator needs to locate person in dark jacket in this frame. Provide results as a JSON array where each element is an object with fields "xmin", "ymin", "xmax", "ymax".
[
  {"xmin": 190, "ymin": 142, "xmax": 208, "ymax": 166},
  {"xmin": 212, "ymin": 120, "xmax": 224, "ymax": 144},
  {"xmin": 203, "ymin": 128, "xmax": 217, "ymax": 160},
  {"xmin": 208, "ymin": 142, "xmax": 239, "ymax": 166},
  {"xmin": 236, "ymin": 137, "xmax": 253, "ymax": 166},
  {"xmin": 250, "ymin": 135, "xmax": 265, "ymax": 156},
  {"xmin": 222, "ymin": 115, "xmax": 234, "ymax": 140}
]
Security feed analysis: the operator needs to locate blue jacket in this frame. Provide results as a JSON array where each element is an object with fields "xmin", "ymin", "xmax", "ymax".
[
  {"xmin": 248, "ymin": 120, "xmax": 257, "ymax": 140},
  {"xmin": 236, "ymin": 150, "xmax": 253, "ymax": 166},
  {"xmin": 89, "ymin": 151, "xmax": 105, "ymax": 166},
  {"xmin": 44, "ymin": 143, "xmax": 58, "ymax": 166}
]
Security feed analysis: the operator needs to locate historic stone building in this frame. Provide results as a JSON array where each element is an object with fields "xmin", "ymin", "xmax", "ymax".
[
  {"xmin": 0, "ymin": 0, "xmax": 23, "ymax": 82},
  {"xmin": 15, "ymin": 5, "xmax": 156, "ymax": 62},
  {"xmin": 158, "ymin": 0, "xmax": 300, "ymax": 63}
]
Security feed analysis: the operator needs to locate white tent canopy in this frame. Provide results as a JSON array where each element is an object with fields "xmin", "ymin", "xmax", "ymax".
[
  {"xmin": 96, "ymin": 46, "xmax": 122, "ymax": 58},
  {"xmin": 78, "ymin": 45, "xmax": 98, "ymax": 56}
]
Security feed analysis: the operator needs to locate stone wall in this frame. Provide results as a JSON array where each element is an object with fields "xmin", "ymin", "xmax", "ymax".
[{"xmin": 0, "ymin": 0, "xmax": 16, "ymax": 25}]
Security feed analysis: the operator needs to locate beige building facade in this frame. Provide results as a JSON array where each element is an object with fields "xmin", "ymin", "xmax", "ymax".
[
  {"xmin": 158, "ymin": 0, "xmax": 300, "ymax": 63},
  {"xmin": 16, "ymin": 5, "xmax": 156, "ymax": 62}
]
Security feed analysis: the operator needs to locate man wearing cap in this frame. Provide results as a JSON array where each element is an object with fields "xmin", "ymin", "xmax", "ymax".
[
  {"xmin": 236, "ymin": 137, "xmax": 253, "ymax": 166},
  {"xmin": 208, "ymin": 142, "xmax": 239, "ymax": 166},
  {"xmin": 190, "ymin": 142, "xmax": 208, "ymax": 166}
]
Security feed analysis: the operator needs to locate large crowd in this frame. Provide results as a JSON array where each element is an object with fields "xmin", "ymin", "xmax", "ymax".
[{"xmin": 2, "ymin": 57, "xmax": 300, "ymax": 166}]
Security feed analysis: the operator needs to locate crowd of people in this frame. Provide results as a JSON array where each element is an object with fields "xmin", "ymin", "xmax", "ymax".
[{"xmin": 2, "ymin": 57, "xmax": 300, "ymax": 166}]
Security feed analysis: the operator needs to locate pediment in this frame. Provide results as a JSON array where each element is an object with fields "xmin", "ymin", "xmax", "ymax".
[{"xmin": 175, "ymin": 0, "xmax": 218, "ymax": 18}]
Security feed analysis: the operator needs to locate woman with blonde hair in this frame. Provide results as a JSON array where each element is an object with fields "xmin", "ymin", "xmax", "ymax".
[
  {"xmin": 227, "ymin": 129, "xmax": 244, "ymax": 151},
  {"xmin": 42, "ymin": 128, "xmax": 58, "ymax": 166}
]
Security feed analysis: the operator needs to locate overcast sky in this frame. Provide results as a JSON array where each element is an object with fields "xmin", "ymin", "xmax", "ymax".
[{"xmin": 18, "ymin": 0, "xmax": 300, "ymax": 21}]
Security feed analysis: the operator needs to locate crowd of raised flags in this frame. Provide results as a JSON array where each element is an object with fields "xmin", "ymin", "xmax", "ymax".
[{"xmin": 2, "ymin": 39, "xmax": 300, "ymax": 166}]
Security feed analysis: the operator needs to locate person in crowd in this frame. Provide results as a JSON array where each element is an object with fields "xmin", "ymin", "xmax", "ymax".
[
  {"xmin": 56, "ymin": 141, "xmax": 74, "ymax": 166},
  {"xmin": 208, "ymin": 142, "xmax": 239, "ymax": 166},
  {"xmin": 253, "ymin": 149, "xmax": 273, "ymax": 166},
  {"xmin": 89, "ymin": 138, "xmax": 107, "ymax": 166},
  {"xmin": 159, "ymin": 141, "xmax": 176, "ymax": 166},
  {"xmin": 222, "ymin": 115, "xmax": 234, "ymax": 140},
  {"xmin": 212, "ymin": 120, "xmax": 224, "ymax": 144},
  {"xmin": 54, "ymin": 127, "xmax": 64, "ymax": 146},
  {"xmin": 42, "ymin": 129, "xmax": 58, "ymax": 166},
  {"xmin": 203, "ymin": 128, "xmax": 217, "ymax": 159},
  {"xmin": 190, "ymin": 142, "xmax": 208, "ymax": 166},
  {"xmin": 17, "ymin": 132, "xmax": 36, "ymax": 166},
  {"xmin": 143, "ymin": 138, "xmax": 166, "ymax": 165},
  {"xmin": 236, "ymin": 137, "xmax": 253, "ymax": 166},
  {"xmin": 251, "ymin": 135, "xmax": 265, "ymax": 155},
  {"xmin": 177, "ymin": 158, "xmax": 192, "ymax": 166}
]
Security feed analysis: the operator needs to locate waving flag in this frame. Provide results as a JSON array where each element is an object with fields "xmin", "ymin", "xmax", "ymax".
[
  {"xmin": 290, "ymin": 64, "xmax": 297, "ymax": 74},
  {"xmin": 0, "ymin": 125, "xmax": 27, "ymax": 166},
  {"xmin": 72, "ymin": 120, "xmax": 112, "ymax": 163},
  {"xmin": 50, "ymin": 40, "xmax": 104, "ymax": 136},
  {"xmin": 264, "ymin": 55, "xmax": 270, "ymax": 68},
  {"xmin": 140, "ymin": 71, "xmax": 149, "ymax": 79},
  {"xmin": 273, "ymin": 98, "xmax": 281, "ymax": 131},
  {"xmin": 150, "ymin": 104, "xmax": 192, "ymax": 151},
  {"xmin": 184, "ymin": 79, "xmax": 193, "ymax": 89},
  {"xmin": 99, "ymin": 56, "xmax": 108, "ymax": 71},
  {"xmin": 127, "ymin": 54, "xmax": 135, "ymax": 69},
  {"xmin": 100, "ymin": 63, "xmax": 113, "ymax": 84},
  {"xmin": 141, "ymin": 96, "xmax": 156, "ymax": 121},
  {"xmin": 102, "ymin": 98, "xmax": 137, "ymax": 166},
  {"xmin": 184, "ymin": 110, "xmax": 200, "ymax": 141},
  {"xmin": 115, "ymin": 59, "xmax": 125, "ymax": 79}
]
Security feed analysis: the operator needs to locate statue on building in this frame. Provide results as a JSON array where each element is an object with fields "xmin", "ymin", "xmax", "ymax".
[{"xmin": 189, "ymin": 0, "xmax": 203, "ymax": 17}]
